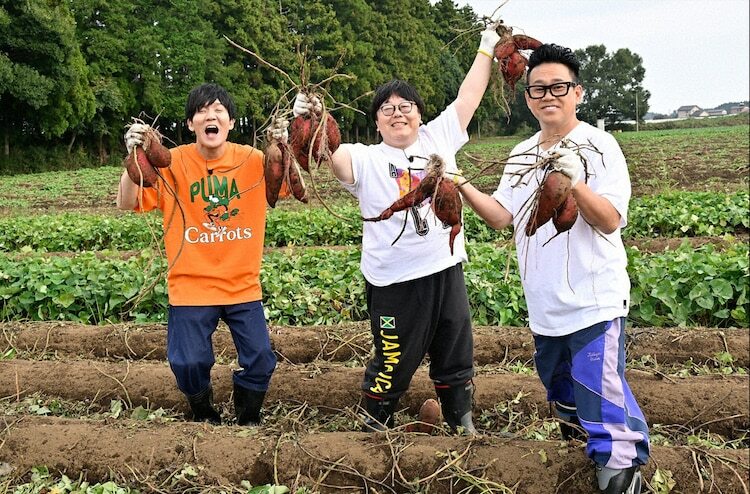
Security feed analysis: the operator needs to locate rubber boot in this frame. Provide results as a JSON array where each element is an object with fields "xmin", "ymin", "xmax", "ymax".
[
  {"xmin": 596, "ymin": 465, "xmax": 642, "ymax": 494},
  {"xmin": 233, "ymin": 383, "xmax": 266, "ymax": 426},
  {"xmin": 435, "ymin": 381, "xmax": 477, "ymax": 435},
  {"xmin": 362, "ymin": 395, "xmax": 398, "ymax": 432},
  {"xmin": 554, "ymin": 401, "xmax": 586, "ymax": 441},
  {"xmin": 186, "ymin": 386, "xmax": 222, "ymax": 424}
]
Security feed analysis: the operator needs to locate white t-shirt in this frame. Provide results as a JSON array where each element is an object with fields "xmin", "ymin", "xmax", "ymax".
[
  {"xmin": 492, "ymin": 121, "xmax": 631, "ymax": 336},
  {"xmin": 341, "ymin": 103, "xmax": 469, "ymax": 286}
]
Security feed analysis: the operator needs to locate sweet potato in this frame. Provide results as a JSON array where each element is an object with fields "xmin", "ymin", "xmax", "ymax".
[
  {"xmin": 363, "ymin": 174, "xmax": 439, "ymax": 222},
  {"xmin": 286, "ymin": 158, "xmax": 308, "ymax": 204},
  {"xmin": 125, "ymin": 147, "xmax": 159, "ymax": 187},
  {"xmin": 405, "ymin": 398, "xmax": 441, "ymax": 434},
  {"xmin": 362, "ymin": 154, "xmax": 462, "ymax": 254},
  {"xmin": 553, "ymin": 193, "xmax": 578, "ymax": 233},
  {"xmin": 264, "ymin": 140, "xmax": 286, "ymax": 208},
  {"xmin": 502, "ymin": 51, "xmax": 528, "ymax": 91},
  {"xmin": 290, "ymin": 112, "xmax": 341, "ymax": 172},
  {"xmin": 494, "ymin": 40, "xmax": 517, "ymax": 62},
  {"xmin": 143, "ymin": 128, "xmax": 171, "ymax": 168},
  {"xmin": 512, "ymin": 34, "xmax": 542, "ymax": 51},
  {"xmin": 290, "ymin": 116, "xmax": 312, "ymax": 172},
  {"xmin": 525, "ymin": 171, "xmax": 571, "ymax": 236},
  {"xmin": 433, "ymin": 179, "xmax": 462, "ymax": 255},
  {"xmin": 311, "ymin": 113, "xmax": 341, "ymax": 161}
]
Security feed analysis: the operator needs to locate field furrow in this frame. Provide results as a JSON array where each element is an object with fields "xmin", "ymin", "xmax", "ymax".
[
  {"xmin": 0, "ymin": 416, "xmax": 747, "ymax": 494},
  {"xmin": 6, "ymin": 322, "xmax": 748, "ymax": 367},
  {"xmin": 1, "ymin": 360, "xmax": 746, "ymax": 438}
]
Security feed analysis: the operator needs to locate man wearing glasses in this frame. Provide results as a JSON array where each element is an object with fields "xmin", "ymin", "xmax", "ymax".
[
  {"xmin": 459, "ymin": 44, "xmax": 649, "ymax": 494},
  {"xmin": 292, "ymin": 24, "xmax": 503, "ymax": 435}
]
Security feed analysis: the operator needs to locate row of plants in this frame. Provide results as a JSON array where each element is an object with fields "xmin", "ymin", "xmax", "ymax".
[
  {"xmin": 1, "ymin": 243, "xmax": 746, "ymax": 328},
  {"xmin": 1, "ymin": 191, "xmax": 747, "ymax": 252}
]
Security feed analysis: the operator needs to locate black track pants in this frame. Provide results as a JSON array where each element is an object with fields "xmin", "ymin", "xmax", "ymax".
[{"xmin": 362, "ymin": 263, "xmax": 474, "ymax": 400}]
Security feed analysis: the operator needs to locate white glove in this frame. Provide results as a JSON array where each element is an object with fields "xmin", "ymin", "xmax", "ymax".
[
  {"xmin": 124, "ymin": 123, "xmax": 148, "ymax": 154},
  {"xmin": 269, "ymin": 118, "xmax": 289, "ymax": 143},
  {"xmin": 292, "ymin": 92, "xmax": 322, "ymax": 118},
  {"xmin": 478, "ymin": 23, "xmax": 502, "ymax": 59},
  {"xmin": 551, "ymin": 148, "xmax": 584, "ymax": 187}
]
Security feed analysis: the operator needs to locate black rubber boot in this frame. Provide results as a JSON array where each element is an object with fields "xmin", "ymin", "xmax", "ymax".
[
  {"xmin": 233, "ymin": 383, "xmax": 266, "ymax": 426},
  {"xmin": 554, "ymin": 401, "xmax": 586, "ymax": 441},
  {"xmin": 186, "ymin": 386, "xmax": 222, "ymax": 424},
  {"xmin": 361, "ymin": 395, "xmax": 398, "ymax": 432},
  {"xmin": 435, "ymin": 381, "xmax": 477, "ymax": 435},
  {"xmin": 596, "ymin": 465, "xmax": 642, "ymax": 494}
]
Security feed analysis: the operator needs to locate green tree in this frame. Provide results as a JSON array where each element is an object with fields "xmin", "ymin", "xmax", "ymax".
[
  {"xmin": 0, "ymin": 0, "xmax": 95, "ymax": 157},
  {"xmin": 70, "ymin": 1, "xmax": 133, "ymax": 162},
  {"xmin": 575, "ymin": 45, "xmax": 650, "ymax": 126},
  {"xmin": 210, "ymin": 0, "xmax": 300, "ymax": 144}
]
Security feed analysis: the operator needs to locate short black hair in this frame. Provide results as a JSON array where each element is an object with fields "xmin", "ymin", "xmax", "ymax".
[
  {"xmin": 370, "ymin": 79, "xmax": 425, "ymax": 122},
  {"xmin": 527, "ymin": 44, "xmax": 580, "ymax": 82},
  {"xmin": 185, "ymin": 83, "xmax": 237, "ymax": 121}
]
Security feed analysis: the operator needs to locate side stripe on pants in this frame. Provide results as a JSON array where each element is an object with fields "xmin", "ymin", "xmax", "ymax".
[{"xmin": 534, "ymin": 318, "xmax": 650, "ymax": 468}]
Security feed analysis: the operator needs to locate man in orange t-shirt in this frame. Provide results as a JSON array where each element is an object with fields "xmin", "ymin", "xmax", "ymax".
[{"xmin": 116, "ymin": 83, "xmax": 280, "ymax": 425}]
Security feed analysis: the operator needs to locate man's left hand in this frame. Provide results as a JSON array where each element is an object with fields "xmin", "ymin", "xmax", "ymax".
[{"xmin": 551, "ymin": 148, "xmax": 584, "ymax": 187}]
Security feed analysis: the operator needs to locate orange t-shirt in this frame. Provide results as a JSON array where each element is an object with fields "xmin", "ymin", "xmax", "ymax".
[{"xmin": 135, "ymin": 142, "xmax": 266, "ymax": 306}]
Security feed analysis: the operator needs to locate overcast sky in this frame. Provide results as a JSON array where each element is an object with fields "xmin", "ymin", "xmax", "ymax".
[{"xmin": 458, "ymin": 0, "xmax": 749, "ymax": 114}]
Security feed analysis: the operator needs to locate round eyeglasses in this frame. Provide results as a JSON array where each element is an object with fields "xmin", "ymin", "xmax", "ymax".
[
  {"xmin": 378, "ymin": 101, "xmax": 416, "ymax": 116},
  {"xmin": 525, "ymin": 82, "xmax": 578, "ymax": 99}
]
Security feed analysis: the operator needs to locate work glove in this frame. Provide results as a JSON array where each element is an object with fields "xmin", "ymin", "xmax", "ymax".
[
  {"xmin": 292, "ymin": 92, "xmax": 322, "ymax": 118},
  {"xmin": 478, "ymin": 23, "xmax": 502, "ymax": 59},
  {"xmin": 550, "ymin": 148, "xmax": 584, "ymax": 187},
  {"xmin": 446, "ymin": 169, "xmax": 466, "ymax": 186},
  {"xmin": 124, "ymin": 123, "xmax": 149, "ymax": 154},
  {"xmin": 269, "ymin": 117, "xmax": 289, "ymax": 143}
]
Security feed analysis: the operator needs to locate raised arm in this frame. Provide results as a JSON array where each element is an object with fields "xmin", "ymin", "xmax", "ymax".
[{"xmin": 453, "ymin": 25, "xmax": 501, "ymax": 130}]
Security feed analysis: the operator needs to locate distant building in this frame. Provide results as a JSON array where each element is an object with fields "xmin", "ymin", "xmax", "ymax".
[
  {"xmin": 728, "ymin": 105, "xmax": 749, "ymax": 114},
  {"xmin": 676, "ymin": 105, "xmax": 702, "ymax": 118},
  {"xmin": 705, "ymin": 109, "xmax": 728, "ymax": 117}
]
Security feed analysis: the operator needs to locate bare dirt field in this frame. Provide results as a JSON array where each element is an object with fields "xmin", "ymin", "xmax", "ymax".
[{"xmin": 2, "ymin": 321, "xmax": 748, "ymax": 493}]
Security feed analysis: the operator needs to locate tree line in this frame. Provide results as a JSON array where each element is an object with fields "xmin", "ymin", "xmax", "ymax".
[{"xmin": 0, "ymin": 0, "xmax": 649, "ymax": 172}]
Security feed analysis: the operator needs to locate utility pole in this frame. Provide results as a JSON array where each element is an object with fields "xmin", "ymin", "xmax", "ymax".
[{"xmin": 635, "ymin": 92, "xmax": 640, "ymax": 132}]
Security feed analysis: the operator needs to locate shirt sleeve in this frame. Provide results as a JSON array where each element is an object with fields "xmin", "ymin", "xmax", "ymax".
[
  {"xmin": 338, "ymin": 142, "xmax": 368, "ymax": 197},
  {"xmin": 584, "ymin": 134, "xmax": 631, "ymax": 228},
  {"xmin": 423, "ymin": 102, "xmax": 469, "ymax": 162}
]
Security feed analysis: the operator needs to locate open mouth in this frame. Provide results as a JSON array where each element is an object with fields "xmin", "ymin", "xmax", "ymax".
[{"xmin": 205, "ymin": 125, "xmax": 219, "ymax": 135}]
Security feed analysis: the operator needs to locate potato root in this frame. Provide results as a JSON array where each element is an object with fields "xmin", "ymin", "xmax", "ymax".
[
  {"xmin": 433, "ymin": 179, "xmax": 463, "ymax": 255},
  {"xmin": 290, "ymin": 101, "xmax": 340, "ymax": 172},
  {"xmin": 405, "ymin": 398, "xmax": 441, "ymax": 434},
  {"xmin": 552, "ymin": 193, "xmax": 578, "ymax": 233},
  {"xmin": 492, "ymin": 30, "xmax": 542, "ymax": 92},
  {"xmin": 264, "ymin": 133, "xmax": 307, "ymax": 207},
  {"xmin": 124, "ymin": 147, "xmax": 159, "ymax": 187},
  {"xmin": 525, "ymin": 170, "xmax": 571, "ymax": 236},
  {"xmin": 264, "ymin": 140, "xmax": 287, "ymax": 208},
  {"xmin": 142, "ymin": 127, "xmax": 171, "ymax": 168},
  {"xmin": 123, "ymin": 125, "xmax": 170, "ymax": 187},
  {"xmin": 363, "ymin": 154, "xmax": 463, "ymax": 254},
  {"xmin": 286, "ymin": 158, "xmax": 308, "ymax": 203}
]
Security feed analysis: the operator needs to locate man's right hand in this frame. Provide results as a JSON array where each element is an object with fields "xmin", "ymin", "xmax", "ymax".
[
  {"xmin": 124, "ymin": 123, "xmax": 148, "ymax": 154},
  {"xmin": 292, "ymin": 92, "xmax": 322, "ymax": 118}
]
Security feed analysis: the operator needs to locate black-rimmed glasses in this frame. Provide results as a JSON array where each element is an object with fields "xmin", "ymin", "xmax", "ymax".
[
  {"xmin": 379, "ymin": 101, "xmax": 416, "ymax": 116},
  {"xmin": 525, "ymin": 82, "xmax": 578, "ymax": 99}
]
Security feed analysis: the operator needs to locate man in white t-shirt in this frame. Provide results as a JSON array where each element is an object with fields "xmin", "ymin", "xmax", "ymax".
[
  {"xmin": 292, "ymin": 25, "xmax": 503, "ymax": 435},
  {"xmin": 459, "ymin": 44, "xmax": 649, "ymax": 494}
]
